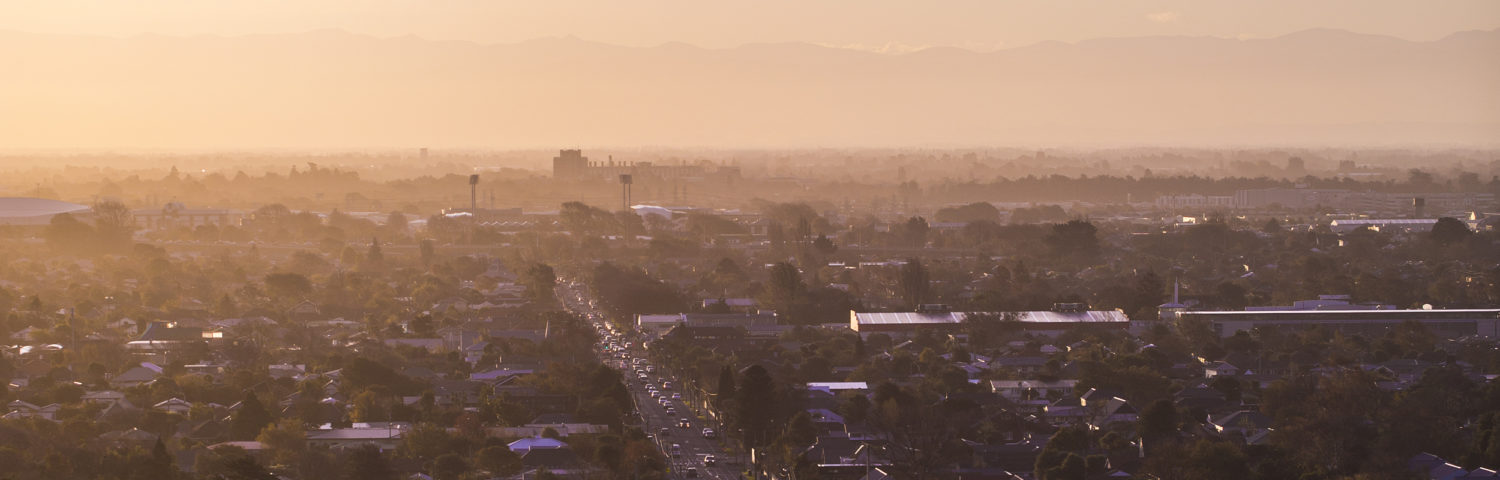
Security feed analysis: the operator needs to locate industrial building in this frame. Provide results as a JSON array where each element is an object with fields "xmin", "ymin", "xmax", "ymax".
[
  {"xmin": 848, "ymin": 304, "xmax": 1129, "ymax": 336},
  {"xmin": 551, "ymin": 149, "xmax": 727, "ymax": 181},
  {"xmin": 1179, "ymin": 308, "xmax": 1500, "ymax": 339},
  {"xmin": 635, "ymin": 312, "xmax": 779, "ymax": 336}
]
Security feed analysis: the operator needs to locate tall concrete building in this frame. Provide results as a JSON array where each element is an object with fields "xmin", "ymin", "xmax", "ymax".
[
  {"xmin": 552, "ymin": 149, "xmax": 590, "ymax": 180},
  {"xmin": 551, "ymin": 149, "xmax": 727, "ymax": 182}
]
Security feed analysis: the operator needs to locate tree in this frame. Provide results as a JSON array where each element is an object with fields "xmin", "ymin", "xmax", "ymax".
[
  {"xmin": 92, "ymin": 199, "xmax": 136, "ymax": 252},
  {"xmin": 44, "ymin": 213, "xmax": 97, "ymax": 254},
  {"xmin": 366, "ymin": 237, "xmax": 383, "ymax": 265},
  {"xmin": 522, "ymin": 263, "xmax": 557, "ymax": 304},
  {"xmin": 256, "ymin": 418, "xmax": 307, "ymax": 468},
  {"xmin": 897, "ymin": 216, "xmax": 930, "ymax": 248},
  {"xmin": 343, "ymin": 445, "xmax": 396, "ymax": 480},
  {"xmin": 737, "ymin": 365, "xmax": 778, "ymax": 447},
  {"xmin": 146, "ymin": 438, "xmax": 176, "ymax": 480},
  {"xmin": 762, "ymin": 262, "xmax": 805, "ymax": 316},
  {"xmin": 230, "ymin": 391, "xmax": 272, "ymax": 441},
  {"xmin": 419, "ymin": 239, "xmax": 436, "ymax": 268},
  {"xmin": 386, "ymin": 211, "xmax": 408, "ymax": 232},
  {"xmin": 779, "ymin": 411, "xmax": 818, "ymax": 448},
  {"xmin": 1262, "ymin": 218, "xmax": 1282, "ymax": 233},
  {"xmin": 812, "ymin": 234, "xmax": 837, "ymax": 255},
  {"xmin": 264, "ymin": 273, "xmax": 312, "ymax": 303},
  {"xmin": 474, "ymin": 445, "xmax": 522, "ymax": 477},
  {"xmin": 1132, "ymin": 270, "xmax": 1166, "ymax": 319},
  {"xmin": 934, "ymin": 202, "xmax": 1000, "ymax": 223},
  {"xmin": 1139, "ymin": 399, "xmax": 1179, "ymax": 444},
  {"xmin": 1430, "ymin": 217, "xmax": 1472, "ymax": 246},
  {"xmin": 197, "ymin": 445, "xmax": 276, "ymax": 480},
  {"xmin": 1046, "ymin": 219, "xmax": 1099, "ymax": 259},
  {"xmin": 899, "ymin": 258, "xmax": 930, "ymax": 308},
  {"xmin": 716, "ymin": 365, "xmax": 737, "ymax": 409},
  {"xmin": 430, "ymin": 453, "xmax": 469, "ymax": 480}
]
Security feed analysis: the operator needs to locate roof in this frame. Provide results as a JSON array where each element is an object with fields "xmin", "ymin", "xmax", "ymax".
[
  {"xmin": 806, "ymin": 382, "xmax": 868, "ymax": 393},
  {"xmin": 306, "ymin": 428, "xmax": 405, "ymax": 441},
  {"xmin": 1182, "ymin": 309, "xmax": 1500, "ymax": 321},
  {"xmin": 0, "ymin": 198, "xmax": 90, "ymax": 224},
  {"xmin": 851, "ymin": 309, "xmax": 1129, "ymax": 326},
  {"xmin": 990, "ymin": 379, "xmax": 1078, "ymax": 390},
  {"xmin": 508, "ymin": 436, "xmax": 568, "ymax": 453},
  {"xmin": 521, "ymin": 445, "xmax": 580, "ymax": 467},
  {"xmin": 137, "ymin": 322, "xmax": 205, "ymax": 342}
]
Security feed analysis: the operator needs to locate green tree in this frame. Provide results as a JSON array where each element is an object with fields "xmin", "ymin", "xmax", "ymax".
[
  {"xmin": 264, "ymin": 273, "xmax": 313, "ymax": 303},
  {"xmin": 812, "ymin": 234, "xmax": 837, "ymax": 255},
  {"xmin": 898, "ymin": 258, "xmax": 930, "ymax": 308},
  {"xmin": 256, "ymin": 418, "xmax": 306, "ymax": 468},
  {"xmin": 897, "ymin": 216, "xmax": 930, "ymax": 248},
  {"xmin": 762, "ymin": 262, "xmax": 805, "ymax": 316},
  {"xmin": 92, "ymin": 199, "xmax": 136, "ymax": 252},
  {"xmin": 522, "ymin": 263, "xmax": 557, "ymax": 304},
  {"xmin": 1430, "ymin": 217, "xmax": 1472, "ymax": 246},
  {"xmin": 419, "ymin": 238, "xmax": 436, "ymax": 268},
  {"xmin": 1046, "ymin": 219, "xmax": 1099, "ymax": 260},
  {"xmin": 737, "ymin": 365, "xmax": 778, "ymax": 446},
  {"xmin": 429, "ymin": 453, "xmax": 469, "ymax": 480},
  {"xmin": 1139, "ymin": 399, "xmax": 1179, "ymax": 444},
  {"xmin": 343, "ymin": 445, "xmax": 396, "ymax": 480},
  {"xmin": 474, "ymin": 445, "xmax": 522, "ymax": 477},
  {"xmin": 230, "ymin": 391, "xmax": 272, "ymax": 441},
  {"xmin": 716, "ymin": 365, "xmax": 736, "ymax": 410},
  {"xmin": 365, "ymin": 236, "xmax": 383, "ymax": 265},
  {"xmin": 44, "ymin": 213, "xmax": 97, "ymax": 254}
]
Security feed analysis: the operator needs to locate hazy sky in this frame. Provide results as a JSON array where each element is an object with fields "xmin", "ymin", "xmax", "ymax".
[{"xmin": 3, "ymin": 0, "xmax": 1498, "ymax": 50}]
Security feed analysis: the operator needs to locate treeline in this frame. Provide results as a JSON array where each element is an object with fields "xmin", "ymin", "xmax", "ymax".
[{"xmin": 922, "ymin": 172, "xmax": 1500, "ymax": 205}]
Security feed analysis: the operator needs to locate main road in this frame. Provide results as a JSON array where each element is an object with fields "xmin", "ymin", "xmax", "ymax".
[{"xmin": 557, "ymin": 278, "xmax": 744, "ymax": 480}]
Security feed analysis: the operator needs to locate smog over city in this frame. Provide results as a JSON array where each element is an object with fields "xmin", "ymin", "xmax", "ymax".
[{"xmin": 1, "ymin": 2, "xmax": 1498, "ymax": 479}]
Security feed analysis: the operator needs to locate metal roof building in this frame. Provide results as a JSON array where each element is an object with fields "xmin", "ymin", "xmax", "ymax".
[
  {"xmin": 1180, "ymin": 308, "xmax": 1500, "ymax": 339},
  {"xmin": 0, "ymin": 197, "xmax": 90, "ymax": 226},
  {"xmin": 849, "ymin": 305, "xmax": 1129, "ymax": 335}
]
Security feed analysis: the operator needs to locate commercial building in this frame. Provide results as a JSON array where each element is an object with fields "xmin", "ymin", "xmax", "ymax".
[
  {"xmin": 551, "ymin": 149, "xmax": 725, "ymax": 181},
  {"xmin": 1179, "ymin": 308, "xmax": 1500, "ymax": 339},
  {"xmin": 0, "ymin": 197, "xmax": 91, "ymax": 226},
  {"xmin": 635, "ymin": 312, "xmax": 779, "ymax": 336},
  {"xmin": 133, "ymin": 202, "xmax": 244, "ymax": 230},
  {"xmin": 848, "ymin": 304, "xmax": 1129, "ymax": 336}
]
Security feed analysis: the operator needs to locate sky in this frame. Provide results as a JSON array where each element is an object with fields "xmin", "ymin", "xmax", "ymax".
[
  {"xmin": 1, "ymin": 1, "xmax": 1496, "ymax": 150},
  {"xmin": 3, "ymin": 0, "xmax": 1498, "ymax": 50}
]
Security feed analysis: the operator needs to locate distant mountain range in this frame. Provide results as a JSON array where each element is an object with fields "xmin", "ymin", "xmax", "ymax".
[{"xmin": 1, "ymin": 28, "xmax": 1496, "ymax": 149}]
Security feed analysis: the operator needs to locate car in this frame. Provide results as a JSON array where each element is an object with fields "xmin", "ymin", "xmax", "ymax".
[
  {"xmin": 678, "ymin": 418, "xmax": 691, "ymax": 428},
  {"xmin": 702, "ymin": 428, "xmax": 716, "ymax": 438},
  {"xmin": 670, "ymin": 443, "xmax": 682, "ymax": 458},
  {"xmin": 659, "ymin": 427, "xmax": 670, "ymax": 436},
  {"xmin": 661, "ymin": 381, "xmax": 673, "ymax": 390},
  {"xmin": 703, "ymin": 455, "xmax": 716, "ymax": 466},
  {"xmin": 671, "ymin": 393, "xmax": 682, "ymax": 400},
  {"xmin": 685, "ymin": 467, "xmax": 699, "ymax": 478},
  {"xmin": 665, "ymin": 407, "xmax": 676, "ymax": 415},
  {"xmin": 649, "ymin": 391, "xmax": 659, "ymax": 398}
]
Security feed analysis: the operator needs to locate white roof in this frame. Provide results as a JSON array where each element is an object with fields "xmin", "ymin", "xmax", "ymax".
[
  {"xmin": 0, "ymin": 198, "xmax": 90, "ymax": 224},
  {"xmin": 806, "ymin": 382, "xmax": 869, "ymax": 392}
]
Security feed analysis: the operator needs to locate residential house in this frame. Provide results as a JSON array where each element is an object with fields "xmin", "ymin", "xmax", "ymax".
[
  {"xmin": 305, "ymin": 423, "xmax": 409, "ymax": 450},
  {"xmin": 111, "ymin": 363, "xmax": 165, "ymax": 388},
  {"xmin": 155, "ymin": 398, "xmax": 193, "ymax": 415}
]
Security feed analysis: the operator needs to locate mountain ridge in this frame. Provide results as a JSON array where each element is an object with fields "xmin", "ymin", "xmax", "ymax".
[{"xmin": 0, "ymin": 28, "xmax": 1495, "ymax": 149}]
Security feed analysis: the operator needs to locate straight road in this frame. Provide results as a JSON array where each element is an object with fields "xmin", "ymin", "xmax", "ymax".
[{"xmin": 557, "ymin": 278, "xmax": 744, "ymax": 480}]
